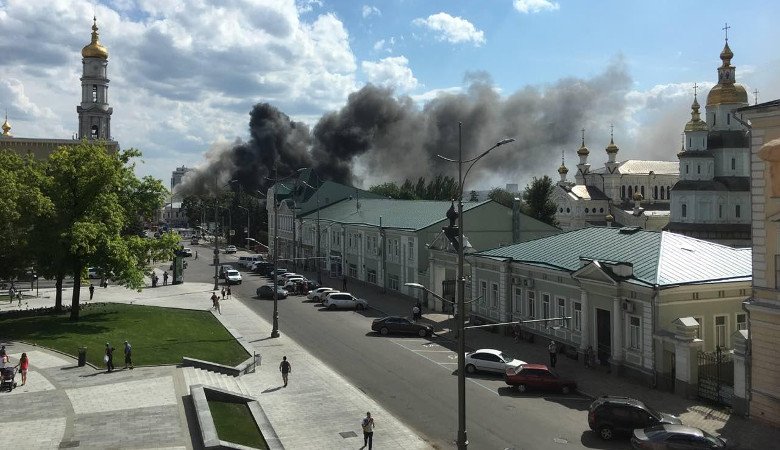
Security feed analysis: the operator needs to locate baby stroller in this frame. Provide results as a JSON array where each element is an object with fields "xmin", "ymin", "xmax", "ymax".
[{"xmin": 1, "ymin": 366, "xmax": 17, "ymax": 392}]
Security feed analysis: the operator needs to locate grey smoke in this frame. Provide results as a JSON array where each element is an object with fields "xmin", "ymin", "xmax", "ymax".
[{"xmin": 178, "ymin": 58, "xmax": 633, "ymax": 196}]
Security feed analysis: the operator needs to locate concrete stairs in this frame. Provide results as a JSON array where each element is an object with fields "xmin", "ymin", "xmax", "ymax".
[{"xmin": 181, "ymin": 366, "xmax": 252, "ymax": 397}]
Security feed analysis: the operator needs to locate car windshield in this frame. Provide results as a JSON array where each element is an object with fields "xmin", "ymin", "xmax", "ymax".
[
  {"xmin": 227, "ymin": 271, "xmax": 239, "ymax": 276},
  {"xmin": 498, "ymin": 352, "xmax": 513, "ymax": 363}
]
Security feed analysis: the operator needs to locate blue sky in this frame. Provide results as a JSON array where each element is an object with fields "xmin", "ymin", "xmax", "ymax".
[{"xmin": 0, "ymin": 0, "xmax": 778, "ymax": 189}]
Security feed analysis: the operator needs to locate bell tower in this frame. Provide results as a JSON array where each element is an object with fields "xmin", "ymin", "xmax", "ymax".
[{"xmin": 77, "ymin": 17, "xmax": 112, "ymax": 141}]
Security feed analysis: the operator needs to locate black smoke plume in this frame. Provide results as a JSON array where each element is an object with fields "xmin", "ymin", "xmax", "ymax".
[{"xmin": 178, "ymin": 58, "xmax": 632, "ymax": 197}]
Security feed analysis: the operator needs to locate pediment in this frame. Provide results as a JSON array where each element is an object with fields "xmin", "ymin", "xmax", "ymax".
[{"xmin": 572, "ymin": 260, "xmax": 618, "ymax": 285}]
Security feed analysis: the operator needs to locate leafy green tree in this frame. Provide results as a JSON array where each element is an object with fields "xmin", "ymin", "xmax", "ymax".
[
  {"xmin": 522, "ymin": 175, "xmax": 559, "ymax": 227},
  {"xmin": 488, "ymin": 187, "xmax": 515, "ymax": 208},
  {"xmin": 0, "ymin": 150, "xmax": 52, "ymax": 281}
]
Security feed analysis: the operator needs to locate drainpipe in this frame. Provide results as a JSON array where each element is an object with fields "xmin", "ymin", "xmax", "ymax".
[{"xmin": 650, "ymin": 284, "xmax": 660, "ymax": 389}]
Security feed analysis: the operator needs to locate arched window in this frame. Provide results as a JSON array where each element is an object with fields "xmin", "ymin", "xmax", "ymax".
[
  {"xmin": 654, "ymin": 186, "xmax": 658, "ymax": 199},
  {"xmin": 697, "ymin": 165, "xmax": 701, "ymax": 174},
  {"xmin": 660, "ymin": 187, "xmax": 665, "ymax": 200},
  {"xmin": 585, "ymin": 208, "xmax": 589, "ymax": 213},
  {"xmin": 90, "ymin": 125, "xmax": 99, "ymax": 139},
  {"xmin": 559, "ymin": 207, "xmax": 563, "ymax": 213},
  {"xmin": 92, "ymin": 85, "xmax": 97, "ymax": 102},
  {"xmin": 713, "ymin": 113, "xmax": 716, "ymax": 126},
  {"xmin": 736, "ymin": 205, "xmax": 741, "ymax": 218},
  {"xmin": 628, "ymin": 186, "xmax": 633, "ymax": 198},
  {"xmin": 682, "ymin": 204, "xmax": 687, "ymax": 218},
  {"xmin": 621, "ymin": 185, "xmax": 626, "ymax": 199},
  {"xmin": 686, "ymin": 164, "xmax": 689, "ymax": 174},
  {"xmin": 599, "ymin": 208, "xmax": 604, "ymax": 213},
  {"xmin": 731, "ymin": 158, "xmax": 736, "ymax": 170},
  {"xmin": 640, "ymin": 186, "xmax": 645, "ymax": 197}
]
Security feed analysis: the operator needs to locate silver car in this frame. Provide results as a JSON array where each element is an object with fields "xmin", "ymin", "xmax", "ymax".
[
  {"xmin": 322, "ymin": 292, "xmax": 368, "ymax": 311},
  {"xmin": 464, "ymin": 349, "xmax": 525, "ymax": 374}
]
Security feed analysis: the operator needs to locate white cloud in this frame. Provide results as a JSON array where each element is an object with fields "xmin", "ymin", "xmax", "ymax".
[
  {"xmin": 362, "ymin": 5, "xmax": 381, "ymax": 18},
  {"xmin": 361, "ymin": 56, "xmax": 418, "ymax": 92},
  {"xmin": 410, "ymin": 86, "xmax": 463, "ymax": 104},
  {"xmin": 412, "ymin": 12, "xmax": 485, "ymax": 46},
  {"xmin": 0, "ymin": 0, "xmax": 358, "ymax": 182},
  {"xmin": 513, "ymin": 0, "xmax": 560, "ymax": 14},
  {"xmin": 296, "ymin": 0, "xmax": 323, "ymax": 14},
  {"xmin": 373, "ymin": 36, "xmax": 395, "ymax": 52}
]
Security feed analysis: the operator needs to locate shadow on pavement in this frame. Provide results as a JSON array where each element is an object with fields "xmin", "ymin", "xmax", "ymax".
[
  {"xmin": 579, "ymin": 431, "xmax": 622, "ymax": 449},
  {"xmin": 261, "ymin": 386, "xmax": 283, "ymax": 394}
]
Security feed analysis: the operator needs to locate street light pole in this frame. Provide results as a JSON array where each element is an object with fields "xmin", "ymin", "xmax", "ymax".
[
  {"xmin": 238, "ymin": 205, "xmax": 250, "ymax": 246},
  {"xmin": 436, "ymin": 123, "xmax": 514, "ymax": 450},
  {"xmin": 298, "ymin": 176, "xmax": 323, "ymax": 285},
  {"xmin": 213, "ymin": 191, "xmax": 220, "ymax": 291},
  {"xmin": 271, "ymin": 166, "xmax": 281, "ymax": 338}
]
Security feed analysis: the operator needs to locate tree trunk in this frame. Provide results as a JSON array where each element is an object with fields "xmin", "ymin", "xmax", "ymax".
[
  {"xmin": 70, "ymin": 264, "xmax": 82, "ymax": 321},
  {"xmin": 54, "ymin": 273, "xmax": 64, "ymax": 312}
]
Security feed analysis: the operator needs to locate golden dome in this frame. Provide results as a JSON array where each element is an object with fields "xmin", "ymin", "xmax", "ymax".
[
  {"xmin": 605, "ymin": 137, "xmax": 619, "ymax": 154},
  {"xmin": 577, "ymin": 143, "xmax": 589, "ymax": 156},
  {"xmin": 720, "ymin": 42, "xmax": 733, "ymax": 65},
  {"xmin": 1, "ymin": 115, "xmax": 10, "ymax": 136},
  {"xmin": 685, "ymin": 96, "xmax": 708, "ymax": 132},
  {"xmin": 82, "ymin": 17, "xmax": 108, "ymax": 59},
  {"xmin": 605, "ymin": 214, "xmax": 614, "ymax": 222},
  {"xmin": 558, "ymin": 164, "xmax": 569, "ymax": 174},
  {"xmin": 632, "ymin": 192, "xmax": 644, "ymax": 201},
  {"xmin": 707, "ymin": 83, "xmax": 748, "ymax": 106}
]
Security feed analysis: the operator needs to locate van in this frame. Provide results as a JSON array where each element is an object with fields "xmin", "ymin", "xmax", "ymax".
[{"xmin": 238, "ymin": 254, "xmax": 264, "ymax": 269}]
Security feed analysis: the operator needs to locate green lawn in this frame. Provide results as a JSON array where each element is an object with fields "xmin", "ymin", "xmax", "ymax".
[
  {"xmin": 1, "ymin": 303, "xmax": 249, "ymax": 367},
  {"xmin": 208, "ymin": 399, "xmax": 268, "ymax": 449}
]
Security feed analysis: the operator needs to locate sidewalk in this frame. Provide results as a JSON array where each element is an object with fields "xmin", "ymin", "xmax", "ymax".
[
  {"xmin": 305, "ymin": 270, "xmax": 780, "ymax": 450},
  {"xmin": 0, "ymin": 277, "xmax": 430, "ymax": 449}
]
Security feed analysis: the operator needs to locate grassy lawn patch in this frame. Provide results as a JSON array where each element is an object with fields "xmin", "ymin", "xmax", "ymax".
[
  {"xmin": 208, "ymin": 399, "xmax": 268, "ymax": 449},
  {"xmin": 1, "ymin": 303, "xmax": 249, "ymax": 367}
]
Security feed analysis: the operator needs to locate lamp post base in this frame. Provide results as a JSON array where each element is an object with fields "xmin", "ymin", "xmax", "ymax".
[{"xmin": 270, "ymin": 330, "xmax": 280, "ymax": 338}]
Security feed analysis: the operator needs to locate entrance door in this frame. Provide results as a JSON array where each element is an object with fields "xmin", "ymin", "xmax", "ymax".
[{"xmin": 596, "ymin": 308, "xmax": 611, "ymax": 366}]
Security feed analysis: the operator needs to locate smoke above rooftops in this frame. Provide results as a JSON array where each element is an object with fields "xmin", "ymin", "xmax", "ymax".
[{"xmin": 177, "ymin": 58, "xmax": 632, "ymax": 197}]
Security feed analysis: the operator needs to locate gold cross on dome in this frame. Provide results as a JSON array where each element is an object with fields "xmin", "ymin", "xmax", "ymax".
[{"xmin": 723, "ymin": 22, "xmax": 730, "ymax": 41}]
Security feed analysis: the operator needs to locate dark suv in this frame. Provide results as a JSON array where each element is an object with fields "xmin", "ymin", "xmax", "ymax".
[{"xmin": 587, "ymin": 396, "xmax": 681, "ymax": 440}]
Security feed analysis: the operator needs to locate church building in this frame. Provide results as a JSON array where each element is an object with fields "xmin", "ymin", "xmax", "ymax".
[
  {"xmin": 0, "ymin": 18, "xmax": 119, "ymax": 157},
  {"xmin": 666, "ymin": 33, "xmax": 751, "ymax": 247}
]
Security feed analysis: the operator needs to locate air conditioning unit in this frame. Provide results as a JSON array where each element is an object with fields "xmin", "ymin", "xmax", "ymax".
[
  {"xmin": 622, "ymin": 300, "xmax": 634, "ymax": 313},
  {"xmin": 523, "ymin": 278, "xmax": 534, "ymax": 288}
]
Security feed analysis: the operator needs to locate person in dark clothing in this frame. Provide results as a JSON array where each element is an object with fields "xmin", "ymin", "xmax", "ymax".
[
  {"xmin": 362, "ymin": 412, "xmax": 375, "ymax": 449},
  {"xmin": 548, "ymin": 340, "xmax": 558, "ymax": 368},
  {"xmin": 124, "ymin": 340, "xmax": 133, "ymax": 369},
  {"xmin": 163, "ymin": 271, "xmax": 169, "ymax": 285},
  {"xmin": 279, "ymin": 356, "xmax": 291, "ymax": 387},
  {"xmin": 105, "ymin": 343, "xmax": 115, "ymax": 372},
  {"xmin": 89, "ymin": 283, "xmax": 95, "ymax": 300}
]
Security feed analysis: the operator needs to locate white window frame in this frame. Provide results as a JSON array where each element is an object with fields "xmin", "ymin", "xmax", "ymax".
[
  {"xmin": 514, "ymin": 287, "xmax": 523, "ymax": 318},
  {"xmin": 542, "ymin": 293, "xmax": 550, "ymax": 319},
  {"xmin": 407, "ymin": 240, "xmax": 414, "ymax": 261},
  {"xmin": 736, "ymin": 313, "xmax": 747, "ymax": 331},
  {"xmin": 527, "ymin": 290, "xmax": 536, "ymax": 318},
  {"xmin": 480, "ymin": 281, "xmax": 488, "ymax": 305},
  {"xmin": 367, "ymin": 269, "xmax": 377, "ymax": 284},
  {"xmin": 491, "ymin": 283, "xmax": 499, "ymax": 308},
  {"xmin": 629, "ymin": 316, "xmax": 641, "ymax": 350},
  {"xmin": 388, "ymin": 274, "xmax": 399, "ymax": 291},
  {"xmin": 573, "ymin": 302, "xmax": 582, "ymax": 332},
  {"xmin": 556, "ymin": 297, "xmax": 566, "ymax": 322},
  {"xmin": 715, "ymin": 315, "xmax": 728, "ymax": 348}
]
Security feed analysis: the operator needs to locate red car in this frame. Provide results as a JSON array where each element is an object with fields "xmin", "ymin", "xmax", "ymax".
[{"xmin": 504, "ymin": 363, "xmax": 577, "ymax": 394}]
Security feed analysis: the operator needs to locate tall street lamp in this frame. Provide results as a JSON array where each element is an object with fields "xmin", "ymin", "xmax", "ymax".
[
  {"xmin": 237, "ymin": 205, "xmax": 250, "ymax": 246},
  {"xmin": 298, "ymin": 177, "xmax": 323, "ymax": 285},
  {"xmin": 435, "ymin": 123, "xmax": 514, "ymax": 450}
]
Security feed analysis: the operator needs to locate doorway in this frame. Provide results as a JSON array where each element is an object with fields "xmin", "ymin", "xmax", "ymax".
[{"xmin": 596, "ymin": 308, "xmax": 611, "ymax": 366}]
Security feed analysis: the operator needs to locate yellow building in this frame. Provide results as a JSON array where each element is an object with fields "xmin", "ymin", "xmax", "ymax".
[
  {"xmin": 0, "ymin": 18, "xmax": 119, "ymax": 157},
  {"xmin": 740, "ymin": 98, "xmax": 780, "ymax": 426}
]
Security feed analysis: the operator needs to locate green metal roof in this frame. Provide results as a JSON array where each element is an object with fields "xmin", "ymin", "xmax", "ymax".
[
  {"xmin": 295, "ymin": 181, "xmax": 384, "ymax": 215},
  {"xmin": 302, "ymin": 199, "xmax": 492, "ymax": 231},
  {"xmin": 477, "ymin": 227, "xmax": 751, "ymax": 286}
]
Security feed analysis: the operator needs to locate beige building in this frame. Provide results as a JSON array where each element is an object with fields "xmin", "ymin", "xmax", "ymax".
[{"xmin": 740, "ymin": 99, "xmax": 780, "ymax": 426}]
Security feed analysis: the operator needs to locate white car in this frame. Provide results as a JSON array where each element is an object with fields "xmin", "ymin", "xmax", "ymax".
[
  {"xmin": 224, "ymin": 269, "xmax": 242, "ymax": 285},
  {"xmin": 322, "ymin": 292, "xmax": 368, "ymax": 311},
  {"xmin": 283, "ymin": 277, "xmax": 306, "ymax": 290},
  {"xmin": 225, "ymin": 245, "xmax": 237, "ymax": 254},
  {"xmin": 87, "ymin": 267, "xmax": 100, "ymax": 279},
  {"xmin": 464, "ymin": 349, "xmax": 525, "ymax": 374},
  {"xmin": 307, "ymin": 287, "xmax": 336, "ymax": 302}
]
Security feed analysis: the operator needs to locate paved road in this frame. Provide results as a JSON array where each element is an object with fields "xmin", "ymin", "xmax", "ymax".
[{"xmin": 183, "ymin": 248, "xmax": 624, "ymax": 449}]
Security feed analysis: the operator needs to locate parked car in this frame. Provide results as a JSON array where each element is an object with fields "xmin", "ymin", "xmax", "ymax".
[
  {"xmin": 322, "ymin": 292, "xmax": 368, "ymax": 310},
  {"xmin": 256, "ymin": 284, "xmax": 288, "ymax": 299},
  {"xmin": 464, "ymin": 349, "xmax": 525, "ymax": 374},
  {"xmin": 631, "ymin": 424, "xmax": 727, "ymax": 449},
  {"xmin": 179, "ymin": 247, "xmax": 193, "ymax": 257},
  {"xmin": 251, "ymin": 262, "xmax": 275, "ymax": 275},
  {"xmin": 272, "ymin": 268, "xmax": 288, "ymax": 277},
  {"xmin": 372, "ymin": 316, "xmax": 433, "ymax": 337},
  {"xmin": 238, "ymin": 255, "xmax": 264, "ymax": 268},
  {"xmin": 224, "ymin": 245, "xmax": 237, "ymax": 253},
  {"xmin": 588, "ymin": 396, "xmax": 681, "ymax": 441},
  {"xmin": 224, "ymin": 269, "xmax": 242, "ymax": 285},
  {"xmin": 504, "ymin": 363, "xmax": 577, "ymax": 394},
  {"xmin": 283, "ymin": 277, "xmax": 307, "ymax": 291},
  {"xmin": 190, "ymin": 237, "xmax": 199, "ymax": 245},
  {"xmin": 308, "ymin": 287, "xmax": 337, "ymax": 302},
  {"xmin": 219, "ymin": 265, "xmax": 235, "ymax": 279},
  {"xmin": 305, "ymin": 280, "xmax": 321, "ymax": 291}
]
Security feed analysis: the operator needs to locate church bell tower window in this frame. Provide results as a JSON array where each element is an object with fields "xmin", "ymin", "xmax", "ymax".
[
  {"xmin": 92, "ymin": 85, "xmax": 97, "ymax": 102},
  {"xmin": 91, "ymin": 125, "xmax": 99, "ymax": 139}
]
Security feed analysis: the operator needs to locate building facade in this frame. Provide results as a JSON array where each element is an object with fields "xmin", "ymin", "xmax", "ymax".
[
  {"xmin": 739, "ymin": 99, "xmax": 780, "ymax": 426},
  {"xmin": 667, "ymin": 38, "xmax": 751, "ymax": 247},
  {"xmin": 0, "ymin": 18, "xmax": 119, "ymax": 157}
]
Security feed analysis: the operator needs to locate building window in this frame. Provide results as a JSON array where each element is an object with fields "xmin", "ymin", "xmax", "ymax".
[
  {"xmin": 694, "ymin": 317, "xmax": 703, "ymax": 340},
  {"xmin": 599, "ymin": 208, "xmax": 604, "ymax": 213},
  {"xmin": 660, "ymin": 186, "xmax": 665, "ymax": 200},
  {"xmin": 727, "ymin": 113, "xmax": 731, "ymax": 125},
  {"xmin": 685, "ymin": 164, "xmax": 689, "ymax": 174},
  {"xmin": 388, "ymin": 274, "xmax": 399, "ymax": 291},
  {"xmin": 514, "ymin": 287, "xmax": 523, "ymax": 317},
  {"xmin": 407, "ymin": 240, "xmax": 414, "ymax": 260},
  {"xmin": 731, "ymin": 158, "xmax": 736, "ymax": 170},
  {"xmin": 736, "ymin": 205, "xmax": 741, "ymax": 218},
  {"xmin": 719, "ymin": 204, "xmax": 723, "ymax": 218},
  {"xmin": 527, "ymin": 291, "xmax": 536, "ymax": 318},
  {"xmin": 480, "ymin": 281, "xmax": 487, "ymax": 304},
  {"xmin": 629, "ymin": 316, "xmax": 641, "ymax": 350},
  {"xmin": 491, "ymin": 283, "xmax": 499, "ymax": 308},
  {"xmin": 682, "ymin": 204, "xmax": 687, "ymax": 218},
  {"xmin": 736, "ymin": 313, "xmax": 747, "ymax": 331},
  {"xmin": 367, "ymin": 269, "xmax": 377, "ymax": 284},
  {"xmin": 542, "ymin": 294, "xmax": 550, "ymax": 319},
  {"xmin": 573, "ymin": 302, "xmax": 581, "ymax": 331},
  {"xmin": 628, "ymin": 186, "xmax": 633, "ymax": 198},
  {"xmin": 715, "ymin": 316, "xmax": 727, "ymax": 348},
  {"xmin": 348, "ymin": 264, "xmax": 357, "ymax": 278},
  {"xmin": 622, "ymin": 185, "xmax": 626, "ymax": 198},
  {"xmin": 585, "ymin": 208, "xmax": 589, "ymax": 213},
  {"xmin": 640, "ymin": 186, "xmax": 645, "ymax": 197},
  {"xmin": 654, "ymin": 186, "xmax": 658, "ymax": 199},
  {"xmin": 92, "ymin": 84, "xmax": 98, "ymax": 102},
  {"xmin": 557, "ymin": 297, "xmax": 566, "ymax": 324},
  {"xmin": 713, "ymin": 112, "xmax": 716, "ymax": 126}
]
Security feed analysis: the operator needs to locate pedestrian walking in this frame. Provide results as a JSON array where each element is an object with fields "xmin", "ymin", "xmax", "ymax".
[
  {"xmin": 585, "ymin": 345, "xmax": 595, "ymax": 368},
  {"xmin": 412, "ymin": 304, "xmax": 420, "ymax": 321},
  {"xmin": 361, "ymin": 412, "xmax": 375, "ymax": 449},
  {"xmin": 210, "ymin": 291, "xmax": 219, "ymax": 310},
  {"xmin": 226, "ymin": 286, "xmax": 232, "ymax": 299},
  {"xmin": 221, "ymin": 287, "xmax": 226, "ymax": 299},
  {"xmin": 16, "ymin": 290, "xmax": 22, "ymax": 307},
  {"xmin": 89, "ymin": 283, "xmax": 95, "ymax": 300},
  {"xmin": 124, "ymin": 340, "xmax": 133, "ymax": 369},
  {"xmin": 163, "ymin": 271, "xmax": 169, "ymax": 285},
  {"xmin": 342, "ymin": 275, "xmax": 347, "ymax": 291},
  {"xmin": 279, "ymin": 356, "xmax": 291, "ymax": 387},
  {"xmin": 15, "ymin": 352, "xmax": 29, "ymax": 386},
  {"xmin": 8, "ymin": 286, "xmax": 15, "ymax": 304},
  {"xmin": 195, "ymin": 250, "xmax": 198, "ymax": 260},
  {"xmin": 152, "ymin": 274, "xmax": 158, "ymax": 287},
  {"xmin": 0, "ymin": 345, "xmax": 6, "ymax": 361},
  {"xmin": 105, "ymin": 343, "xmax": 115, "ymax": 372},
  {"xmin": 548, "ymin": 340, "xmax": 558, "ymax": 368},
  {"xmin": 214, "ymin": 295, "xmax": 221, "ymax": 315}
]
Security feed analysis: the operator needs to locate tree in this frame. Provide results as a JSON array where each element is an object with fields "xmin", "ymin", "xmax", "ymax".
[
  {"xmin": 522, "ymin": 175, "xmax": 559, "ymax": 227},
  {"xmin": 369, "ymin": 175, "xmax": 458, "ymax": 201},
  {"xmin": 488, "ymin": 187, "xmax": 514, "ymax": 208}
]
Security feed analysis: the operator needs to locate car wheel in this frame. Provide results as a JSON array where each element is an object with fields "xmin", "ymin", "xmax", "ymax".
[
  {"xmin": 328, "ymin": 304, "xmax": 336, "ymax": 311},
  {"xmin": 465, "ymin": 364, "xmax": 476, "ymax": 374},
  {"xmin": 598, "ymin": 425, "xmax": 614, "ymax": 441},
  {"xmin": 561, "ymin": 385, "xmax": 571, "ymax": 395},
  {"xmin": 518, "ymin": 384, "xmax": 527, "ymax": 393},
  {"xmin": 418, "ymin": 328, "xmax": 427, "ymax": 337},
  {"xmin": 356, "ymin": 304, "xmax": 365, "ymax": 311},
  {"xmin": 380, "ymin": 327, "xmax": 389, "ymax": 336}
]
